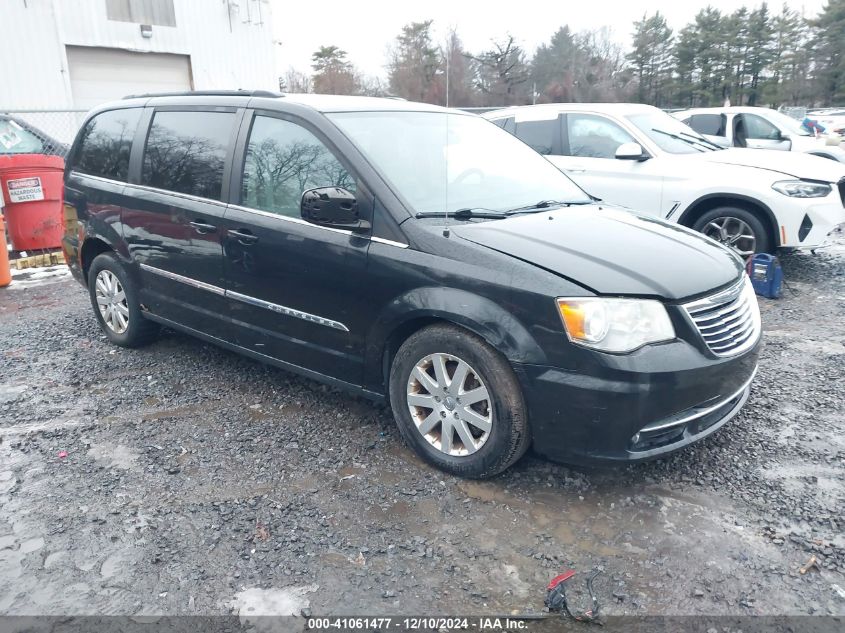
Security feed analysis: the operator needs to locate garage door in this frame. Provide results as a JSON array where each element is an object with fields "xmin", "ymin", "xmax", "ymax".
[{"xmin": 66, "ymin": 46, "xmax": 192, "ymax": 109}]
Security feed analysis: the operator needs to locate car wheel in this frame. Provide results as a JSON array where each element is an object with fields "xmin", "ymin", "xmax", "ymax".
[
  {"xmin": 88, "ymin": 252, "xmax": 159, "ymax": 348},
  {"xmin": 692, "ymin": 207, "xmax": 772, "ymax": 256},
  {"xmin": 389, "ymin": 323, "xmax": 530, "ymax": 478}
]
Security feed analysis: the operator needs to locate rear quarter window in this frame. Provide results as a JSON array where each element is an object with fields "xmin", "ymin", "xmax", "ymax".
[{"xmin": 73, "ymin": 108, "xmax": 142, "ymax": 181}]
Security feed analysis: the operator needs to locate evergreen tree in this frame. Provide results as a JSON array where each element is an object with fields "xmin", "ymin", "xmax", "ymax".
[
  {"xmin": 311, "ymin": 46, "xmax": 359, "ymax": 95},
  {"xmin": 744, "ymin": 4, "xmax": 773, "ymax": 105},
  {"xmin": 627, "ymin": 12, "xmax": 674, "ymax": 106},
  {"xmin": 387, "ymin": 21, "xmax": 441, "ymax": 103},
  {"xmin": 810, "ymin": 0, "xmax": 845, "ymax": 104}
]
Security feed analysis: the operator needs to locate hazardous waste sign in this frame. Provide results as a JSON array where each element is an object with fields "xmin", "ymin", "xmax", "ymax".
[{"xmin": 6, "ymin": 176, "xmax": 44, "ymax": 203}]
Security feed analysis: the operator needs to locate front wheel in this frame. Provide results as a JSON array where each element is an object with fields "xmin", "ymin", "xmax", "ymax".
[
  {"xmin": 692, "ymin": 207, "xmax": 772, "ymax": 255},
  {"xmin": 388, "ymin": 324, "xmax": 530, "ymax": 478}
]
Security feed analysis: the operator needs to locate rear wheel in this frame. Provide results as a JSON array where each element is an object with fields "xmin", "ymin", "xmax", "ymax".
[
  {"xmin": 692, "ymin": 206, "xmax": 772, "ymax": 256},
  {"xmin": 389, "ymin": 324, "xmax": 530, "ymax": 478},
  {"xmin": 88, "ymin": 252, "xmax": 159, "ymax": 348}
]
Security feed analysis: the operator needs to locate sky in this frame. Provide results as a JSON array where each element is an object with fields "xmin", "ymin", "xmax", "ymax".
[{"xmin": 269, "ymin": 0, "xmax": 827, "ymax": 81}]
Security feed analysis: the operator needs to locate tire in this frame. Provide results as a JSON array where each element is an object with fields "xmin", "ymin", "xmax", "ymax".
[
  {"xmin": 692, "ymin": 206, "xmax": 772, "ymax": 255},
  {"xmin": 87, "ymin": 252, "xmax": 159, "ymax": 348},
  {"xmin": 388, "ymin": 323, "xmax": 530, "ymax": 478}
]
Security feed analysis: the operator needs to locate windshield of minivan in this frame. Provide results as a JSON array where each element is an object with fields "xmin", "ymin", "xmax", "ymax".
[
  {"xmin": 627, "ymin": 111, "xmax": 719, "ymax": 154},
  {"xmin": 327, "ymin": 111, "xmax": 591, "ymax": 216}
]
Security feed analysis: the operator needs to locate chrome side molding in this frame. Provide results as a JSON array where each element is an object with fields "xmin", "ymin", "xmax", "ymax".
[{"xmin": 139, "ymin": 263, "xmax": 349, "ymax": 332}]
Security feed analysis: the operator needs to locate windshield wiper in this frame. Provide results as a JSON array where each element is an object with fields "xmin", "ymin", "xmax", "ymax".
[
  {"xmin": 505, "ymin": 199, "xmax": 593, "ymax": 214},
  {"xmin": 651, "ymin": 128, "xmax": 709, "ymax": 152},
  {"xmin": 415, "ymin": 199, "xmax": 593, "ymax": 220},
  {"xmin": 679, "ymin": 131, "xmax": 724, "ymax": 150},
  {"xmin": 415, "ymin": 208, "xmax": 507, "ymax": 220}
]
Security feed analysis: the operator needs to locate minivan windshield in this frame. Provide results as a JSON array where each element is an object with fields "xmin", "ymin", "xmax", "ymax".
[
  {"xmin": 627, "ymin": 111, "xmax": 720, "ymax": 154},
  {"xmin": 327, "ymin": 111, "xmax": 591, "ymax": 216}
]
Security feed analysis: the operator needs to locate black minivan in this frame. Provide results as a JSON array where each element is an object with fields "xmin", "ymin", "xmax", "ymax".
[{"xmin": 62, "ymin": 91, "xmax": 761, "ymax": 478}]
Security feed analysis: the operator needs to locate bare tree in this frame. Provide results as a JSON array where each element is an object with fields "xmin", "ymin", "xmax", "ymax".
[
  {"xmin": 469, "ymin": 35, "xmax": 531, "ymax": 106},
  {"xmin": 279, "ymin": 67, "xmax": 312, "ymax": 93},
  {"xmin": 441, "ymin": 29, "xmax": 477, "ymax": 107}
]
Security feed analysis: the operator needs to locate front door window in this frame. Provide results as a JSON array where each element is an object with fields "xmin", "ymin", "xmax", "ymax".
[{"xmin": 241, "ymin": 115, "xmax": 356, "ymax": 218}]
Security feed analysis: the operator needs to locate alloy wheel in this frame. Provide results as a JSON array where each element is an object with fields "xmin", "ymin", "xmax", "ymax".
[
  {"xmin": 702, "ymin": 216, "xmax": 757, "ymax": 256},
  {"xmin": 406, "ymin": 353, "xmax": 492, "ymax": 456},
  {"xmin": 95, "ymin": 270, "xmax": 129, "ymax": 334}
]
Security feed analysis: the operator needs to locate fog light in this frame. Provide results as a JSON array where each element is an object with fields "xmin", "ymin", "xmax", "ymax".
[{"xmin": 631, "ymin": 432, "xmax": 640, "ymax": 445}]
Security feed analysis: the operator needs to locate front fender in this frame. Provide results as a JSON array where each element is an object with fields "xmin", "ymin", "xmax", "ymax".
[{"xmin": 363, "ymin": 286, "xmax": 547, "ymax": 393}]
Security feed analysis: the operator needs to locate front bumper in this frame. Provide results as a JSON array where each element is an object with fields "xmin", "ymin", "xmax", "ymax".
[
  {"xmin": 781, "ymin": 194, "xmax": 845, "ymax": 248},
  {"xmin": 514, "ymin": 337, "xmax": 761, "ymax": 465}
]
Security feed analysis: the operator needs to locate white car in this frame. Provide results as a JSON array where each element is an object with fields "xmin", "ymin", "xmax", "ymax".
[
  {"xmin": 483, "ymin": 103, "xmax": 845, "ymax": 255},
  {"xmin": 673, "ymin": 106, "xmax": 845, "ymax": 163}
]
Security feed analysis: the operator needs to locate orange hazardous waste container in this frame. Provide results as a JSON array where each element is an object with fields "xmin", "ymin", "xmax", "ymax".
[{"xmin": 0, "ymin": 154, "xmax": 65, "ymax": 251}]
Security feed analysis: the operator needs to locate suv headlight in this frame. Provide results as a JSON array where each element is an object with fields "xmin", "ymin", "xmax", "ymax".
[
  {"xmin": 772, "ymin": 180, "xmax": 831, "ymax": 198},
  {"xmin": 556, "ymin": 297, "xmax": 675, "ymax": 353}
]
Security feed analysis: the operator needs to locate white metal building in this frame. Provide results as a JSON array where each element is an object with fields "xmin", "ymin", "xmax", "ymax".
[{"xmin": 0, "ymin": 0, "xmax": 276, "ymax": 140}]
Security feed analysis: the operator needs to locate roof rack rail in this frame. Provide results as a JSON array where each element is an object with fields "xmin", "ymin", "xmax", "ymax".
[{"xmin": 123, "ymin": 90, "xmax": 283, "ymax": 99}]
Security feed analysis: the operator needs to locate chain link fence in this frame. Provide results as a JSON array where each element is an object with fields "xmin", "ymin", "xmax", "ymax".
[{"xmin": 0, "ymin": 109, "xmax": 88, "ymax": 157}]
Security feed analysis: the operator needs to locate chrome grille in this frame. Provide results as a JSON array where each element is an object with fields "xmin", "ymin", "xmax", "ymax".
[{"xmin": 683, "ymin": 277, "xmax": 761, "ymax": 357}]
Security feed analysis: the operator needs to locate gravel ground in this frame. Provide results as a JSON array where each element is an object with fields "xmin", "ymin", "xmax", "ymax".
[{"xmin": 0, "ymin": 240, "xmax": 843, "ymax": 622}]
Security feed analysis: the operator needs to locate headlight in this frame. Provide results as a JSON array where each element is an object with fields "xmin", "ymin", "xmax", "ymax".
[
  {"xmin": 772, "ymin": 180, "xmax": 831, "ymax": 198},
  {"xmin": 556, "ymin": 297, "xmax": 675, "ymax": 353}
]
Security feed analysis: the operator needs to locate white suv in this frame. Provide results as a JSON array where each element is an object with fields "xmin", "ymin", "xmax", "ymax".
[
  {"xmin": 673, "ymin": 106, "xmax": 845, "ymax": 163},
  {"xmin": 483, "ymin": 104, "xmax": 845, "ymax": 255}
]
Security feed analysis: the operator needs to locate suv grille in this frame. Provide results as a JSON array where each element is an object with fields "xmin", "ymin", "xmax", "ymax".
[{"xmin": 683, "ymin": 277, "xmax": 761, "ymax": 357}]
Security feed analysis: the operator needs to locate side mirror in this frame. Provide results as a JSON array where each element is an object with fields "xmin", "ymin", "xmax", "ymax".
[
  {"xmin": 301, "ymin": 187, "xmax": 370, "ymax": 232},
  {"xmin": 615, "ymin": 142, "xmax": 648, "ymax": 161}
]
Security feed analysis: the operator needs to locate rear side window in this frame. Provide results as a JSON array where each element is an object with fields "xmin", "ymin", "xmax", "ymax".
[
  {"xmin": 689, "ymin": 114, "xmax": 727, "ymax": 137},
  {"xmin": 74, "ymin": 108, "xmax": 142, "ymax": 181},
  {"xmin": 142, "ymin": 110, "xmax": 236, "ymax": 200},
  {"xmin": 241, "ymin": 115, "xmax": 355, "ymax": 218},
  {"xmin": 514, "ymin": 119, "xmax": 557, "ymax": 155}
]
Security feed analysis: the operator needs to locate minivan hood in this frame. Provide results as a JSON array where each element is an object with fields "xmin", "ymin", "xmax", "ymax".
[
  {"xmin": 453, "ymin": 205, "xmax": 743, "ymax": 300},
  {"xmin": 694, "ymin": 148, "xmax": 845, "ymax": 182}
]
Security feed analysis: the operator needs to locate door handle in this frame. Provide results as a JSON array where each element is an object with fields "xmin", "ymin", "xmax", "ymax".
[
  {"xmin": 189, "ymin": 220, "xmax": 217, "ymax": 234},
  {"xmin": 229, "ymin": 229, "xmax": 259, "ymax": 245},
  {"xmin": 565, "ymin": 166, "xmax": 586, "ymax": 173}
]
